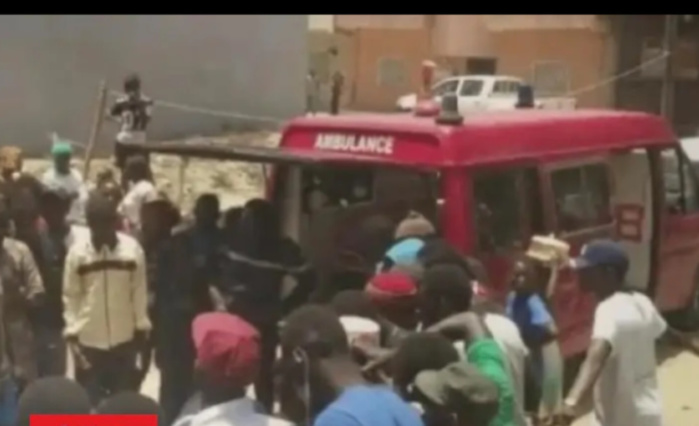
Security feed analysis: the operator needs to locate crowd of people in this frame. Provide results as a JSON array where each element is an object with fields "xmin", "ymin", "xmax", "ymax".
[{"xmin": 0, "ymin": 73, "xmax": 668, "ymax": 426}]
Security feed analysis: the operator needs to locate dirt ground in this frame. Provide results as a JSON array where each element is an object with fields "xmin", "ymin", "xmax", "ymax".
[
  {"xmin": 24, "ymin": 130, "xmax": 279, "ymax": 214},
  {"xmin": 33, "ymin": 132, "xmax": 699, "ymax": 424}
]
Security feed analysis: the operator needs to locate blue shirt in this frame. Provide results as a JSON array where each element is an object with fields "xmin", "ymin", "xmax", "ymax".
[
  {"xmin": 314, "ymin": 386, "xmax": 424, "ymax": 426},
  {"xmin": 377, "ymin": 238, "xmax": 425, "ymax": 272},
  {"xmin": 506, "ymin": 292, "xmax": 553, "ymax": 343}
]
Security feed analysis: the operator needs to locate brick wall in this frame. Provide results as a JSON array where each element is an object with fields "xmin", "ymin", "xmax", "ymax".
[
  {"xmin": 492, "ymin": 29, "xmax": 615, "ymax": 108},
  {"xmin": 350, "ymin": 28, "xmax": 431, "ymax": 111}
]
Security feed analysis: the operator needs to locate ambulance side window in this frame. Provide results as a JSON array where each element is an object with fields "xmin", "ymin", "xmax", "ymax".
[
  {"xmin": 473, "ymin": 170, "xmax": 522, "ymax": 251},
  {"xmin": 551, "ymin": 163, "xmax": 612, "ymax": 233},
  {"xmin": 661, "ymin": 147, "xmax": 699, "ymax": 213}
]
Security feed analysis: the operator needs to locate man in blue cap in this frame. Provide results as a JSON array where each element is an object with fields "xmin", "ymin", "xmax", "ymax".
[
  {"xmin": 41, "ymin": 139, "xmax": 87, "ymax": 224},
  {"xmin": 556, "ymin": 239, "xmax": 665, "ymax": 426}
]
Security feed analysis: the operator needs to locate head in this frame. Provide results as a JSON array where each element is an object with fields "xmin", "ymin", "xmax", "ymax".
[
  {"xmin": 140, "ymin": 196, "xmax": 178, "ymax": 243},
  {"xmin": 414, "ymin": 362, "xmax": 500, "ymax": 426},
  {"xmin": 394, "ymin": 211, "xmax": 436, "ymax": 240},
  {"xmin": 124, "ymin": 155, "xmax": 151, "ymax": 184},
  {"xmin": 124, "ymin": 73, "xmax": 142, "ymax": 97},
  {"xmin": 391, "ymin": 332, "xmax": 459, "ymax": 398},
  {"xmin": 194, "ymin": 193, "xmax": 220, "ymax": 229},
  {"xmin": 51, "ymin": 142, "xmax": 73, "ymax": 174},
  {"xmin": 85, "ymin": 193, "xmax": 119, "ymax": 245},
  {"xmin": 96, "ymin": 392, "xmax": 164, "ymax": 426},
  {"xmin": 0, "ymin": 146, "xmax": 22, "ymax": 179},
  {"xmin": 40, "ymin": 188, "xmax": 71, "ymax": 229},
  {"xmin": 510, "ymin": 256, "xmax": 545, "ymax": 293},
  {"xmin": 223, "ymin": 206, "xmax": 243, "ymax": 234},
  {"xmin": 17, "ymin": 377, "xmax": 91, "ymax": 426},
  {"xmin": 5, "ymin": 176, "xmax": 41, "ymax": 232},
  {"xmin": 192, "ymin": 312, "xmax": 260, "ymax": 402},
  {"xmin": 417, "ymin": 239, "xmax": 476, "ymax": 278},
  {"xmin": 420, "ymin": 264, "xmax": 474, "ymax": 327},
  {"xmin": 572, "ymin": 239, "xmax": 629, "ymax": 297},
  {"xmin": 366, "ymin": 271, "xmax": 419, "ymax": 330},
  {"xmin": 279, "ymin": 305, "xmax": 355, "ymax": 422}
]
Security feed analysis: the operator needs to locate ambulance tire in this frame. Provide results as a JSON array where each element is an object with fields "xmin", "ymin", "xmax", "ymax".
[{"xmin": 671, "ymin": 266, "xmax": 699, "ymax": 332}]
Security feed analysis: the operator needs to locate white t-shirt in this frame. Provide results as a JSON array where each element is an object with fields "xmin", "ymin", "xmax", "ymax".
[
  {"xmin": 174, "ymin": 396, "xmax": 293, "ymax": 426},
  {"xmin": 591, "ymin": 292, "xmax": 666, "ymax": 426},
  {"xmin": 41, "ymin": 168, "xmax": 88, "ymax": 224},
  {"xmin": 118, "ymin": 179, "xmax": 157, "ymax": 230}
]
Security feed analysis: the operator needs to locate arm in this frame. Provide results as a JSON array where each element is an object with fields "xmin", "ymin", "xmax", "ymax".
[
  {"xmin": 424, "ymin": 311, "xmax": 491, "ymax": 343},
  {"xmin": 132, "ymin": 244, "xmax": 152, "ymax": 332},
  {"xmin": 62, "ymin": 247, "xmax": 83, "ymax": 337},
  {"xmin": 563, "ymin": 339, "xmax": 611, "ymax": 409},
  {"xmin": 106, "ymin": 100, "xmax": 124, "ymax": 122},
  {"xmin": 17, "ymin": 243, "xmax": 44, "ymax": 306},
  {"xmin": 563, "ymin": 306, "xmax": 615, "ymax": 413}
]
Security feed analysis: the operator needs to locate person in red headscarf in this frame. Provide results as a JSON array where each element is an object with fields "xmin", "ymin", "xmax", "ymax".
[
  {"xmin": 173, "ymin": 312, "xmax": 293, "ymax": 426},
  {"xmin": 365, "ymin": 270, "xmax": 420, "ymax": 349}
]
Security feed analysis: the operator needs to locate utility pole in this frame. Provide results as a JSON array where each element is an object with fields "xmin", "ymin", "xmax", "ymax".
[{"xmin": 661, "ymin": 14, "xmax": 679, "ymax": 124}]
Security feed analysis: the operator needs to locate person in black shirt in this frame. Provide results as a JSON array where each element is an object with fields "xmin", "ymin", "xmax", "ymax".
[
  {"xmin": 108, "ymin": 73, "xmax": 154, "ymax": 188},
  {"xmin": 35, "ymin": 188, "xmax": 78, "ymax": 377}
]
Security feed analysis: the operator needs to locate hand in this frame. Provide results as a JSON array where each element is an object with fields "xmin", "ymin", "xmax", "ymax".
[
  {"xmin": 552, "ymin": 402, "xmax": 577, "ymax": 426},
  {"xmin": 360, "ymin": 347, "xmax": 396, "ymax": 376},
  {"xmin": 67, "ymin": 337, "xmax": 91, "ymax": 371},
  {"xmin": 134, "ymin": 330, "xmax": 150, "ymax": 349}
]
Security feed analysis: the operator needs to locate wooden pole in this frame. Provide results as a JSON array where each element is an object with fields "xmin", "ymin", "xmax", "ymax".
[
  {"xmin": 83, "ymin": 80, "xmax": 108, "ymax": 179},
  {"xmin": 660, "ymin": 15, "xmax": 678, "ymax": 124}
]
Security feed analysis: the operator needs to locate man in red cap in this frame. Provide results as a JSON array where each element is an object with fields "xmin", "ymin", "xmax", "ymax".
[{"xmin": 173, "ymin": 312, "xmax": 293, "ymax": 426}]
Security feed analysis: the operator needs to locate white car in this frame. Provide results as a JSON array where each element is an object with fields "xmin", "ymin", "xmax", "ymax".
[{"xmin": 395, "ymin": 75, "xmax": 576, "ymax": 114}]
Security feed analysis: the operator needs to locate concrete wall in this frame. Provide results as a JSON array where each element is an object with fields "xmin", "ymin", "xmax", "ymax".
[
  {"xmin": 335, "ymin": 15, "xmax": 425, "ymax": 30},
  {"xmin": 0, "ymin": 15, "xmax": 307, "ymax": 155}
]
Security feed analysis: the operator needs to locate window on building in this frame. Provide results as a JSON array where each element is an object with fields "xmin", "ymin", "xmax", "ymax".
[
  {"xmin": 465, "ymin": 57, "xmax": 497, "ymax": 75},
  {"xmin": 377, "ymin": 57, "xmax": 408, "ymax": 88},
  {"xmin": 531, "ymin": 60, "xmax": 570, "ymax": 96},
  {"xmin": 661, "ymin": 147, "xmax": 699, "ymax": 213},
  {"xmin": 551, "ymin": 163, "xmax": 612, "ymax": 233}
]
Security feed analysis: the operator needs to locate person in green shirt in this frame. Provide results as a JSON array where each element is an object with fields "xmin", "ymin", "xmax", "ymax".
[
  {"xmin": 424, "ymin": 312, "xmax": 516, "ymax": 426},
  {"xmin": 362, "ymin": 264, "xmax": 517, "ymax": 425}
]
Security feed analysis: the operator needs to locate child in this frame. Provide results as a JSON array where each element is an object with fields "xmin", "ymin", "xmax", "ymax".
[{"xmin": 505, "ymin": 257, "xmax": 563, "ymax": 424}]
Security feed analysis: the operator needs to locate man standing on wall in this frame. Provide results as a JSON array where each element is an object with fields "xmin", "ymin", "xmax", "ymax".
[
  {"xmin": 107, "ymin": 74, "xmax": 154, "ymax": 189},
  {"xmin": 328, "ymin": 47, "xmax": 344, "ymax": 116}
]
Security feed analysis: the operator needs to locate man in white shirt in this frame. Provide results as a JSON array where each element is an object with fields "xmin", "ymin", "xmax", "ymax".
[
  {"xmin": 558, "ymin": 239, "xmax": 665, "ymax": 426},
  {"xmin": 41, "ymin": 141, "xmax": 88, "ymax": 225},
  {"xmin": 173, "ymin": 312, "xmax": 293, "ymax": 426},
  {"xmin": 118, "ymin": 155, "xmax": 157, "ymax": 233},
  {"xmin": 63, "ymin": 193, "xmax": 151, "ymax": 403}
]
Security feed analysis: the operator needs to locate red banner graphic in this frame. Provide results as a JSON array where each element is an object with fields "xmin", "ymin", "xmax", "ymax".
[{"xmin": 31, "ymin": 414, "xmax": 158, "ymax": 426}]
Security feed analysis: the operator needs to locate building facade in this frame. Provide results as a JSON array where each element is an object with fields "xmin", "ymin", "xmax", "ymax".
[
  {"xmin": 0, "ymin": 15, "xmax": 307, "ymax": 155},
  {"xmin": 308, "ymin": 15, "xmax": 615, "ymax": 111}
]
